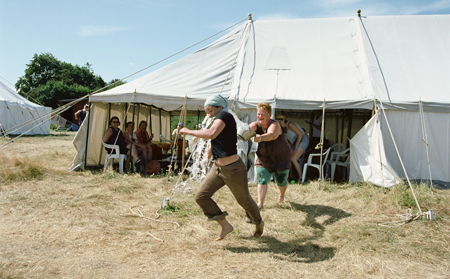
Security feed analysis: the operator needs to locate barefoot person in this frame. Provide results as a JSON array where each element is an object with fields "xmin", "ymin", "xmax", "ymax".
[
  {"xmin": 249, "ymin": 103, "xmax": 292, "ymax": 208},
  {"xmin": 179, "ymin": 94, "xmax": 264, "ymax": 241}
]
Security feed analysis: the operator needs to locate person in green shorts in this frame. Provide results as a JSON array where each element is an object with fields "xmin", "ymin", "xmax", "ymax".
[{"xmin": 249, "ymin": 103, "xmax": 292, "ymax": 208}]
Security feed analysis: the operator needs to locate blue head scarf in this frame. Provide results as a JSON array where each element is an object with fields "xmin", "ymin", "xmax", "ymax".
[{"xmin": 204, "ymin": 94, "xmax": 228, "ymax": 111}]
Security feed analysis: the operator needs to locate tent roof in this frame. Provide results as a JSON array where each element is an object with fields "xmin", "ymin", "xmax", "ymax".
[
  {"xmin": 91, "ymin": 14, "xmax": 450, "ymax": 112},
  {"xmin": 0, "ymin": 80, "xmax": 48, "ymax": 111}
]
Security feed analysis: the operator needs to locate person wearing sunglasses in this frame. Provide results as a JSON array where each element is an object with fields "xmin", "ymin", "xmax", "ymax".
[{"xmin": 103, "ymin": 116, "xmax": 145, "ymax": 169}]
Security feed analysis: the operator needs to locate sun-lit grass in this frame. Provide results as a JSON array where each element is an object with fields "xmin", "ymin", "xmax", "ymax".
[{"xmin": 0, "ymin": 132, "xmax": 449, "ymax": 278}]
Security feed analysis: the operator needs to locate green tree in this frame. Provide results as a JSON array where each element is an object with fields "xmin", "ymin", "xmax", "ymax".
[
  {"xmin": 16, "ymin": 53, "xmax": 107, "ymax": 108},
  {"xmin": 107, "ymin": 78, "xmax": 127, "ymax": 89},
  {"xmin": 170, "ymin": 115, "xmax": 201, "ymax": 131}
]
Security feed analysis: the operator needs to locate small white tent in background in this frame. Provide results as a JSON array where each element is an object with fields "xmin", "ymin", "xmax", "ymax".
[
  {"xmin": 0, "ymin": 80, "xmax": 51, "ymax": 135},
  {"xmin": 71, "ymin": 14, "xmax": 450, "ymax": 186}
]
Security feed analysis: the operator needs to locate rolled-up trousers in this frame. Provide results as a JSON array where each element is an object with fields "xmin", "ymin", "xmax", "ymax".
[{"xmin": 195, "ymin": 159, "xmax": 262, "ymax": 225}]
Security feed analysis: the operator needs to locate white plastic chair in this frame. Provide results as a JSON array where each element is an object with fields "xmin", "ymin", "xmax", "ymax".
[
  {"xmin": 327, "ymin": 148, "xmax": 350, "ymax": 181},
  {"xmin": 325, "ymin": 143, "xmax": 346, "ymax": 177},
  {"xmin": 302, "ymin": 147, "xmax": 332, "ymax": 182},
  {"xmin": 102, "ymin": 141, "xmax": 127, "ymax": 174}
]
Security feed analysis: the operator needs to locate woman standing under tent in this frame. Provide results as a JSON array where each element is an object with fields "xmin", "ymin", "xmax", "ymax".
[
  {"xmin": 249, "ymin": 103, "xmax": 291, "ymax": 209},
  {"xmin": 179, "ymin": 94, "xmax": 264, "ymax": 241},
  {"xmin": 103, "ymin": 117, "xmax": 145, "ymax": 169},
  {"xmin": 276, "ymin": 115, "xmax": 309, "ymax": 182}
]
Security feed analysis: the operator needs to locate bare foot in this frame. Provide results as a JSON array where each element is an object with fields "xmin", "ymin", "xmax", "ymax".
[
  {"xmin": 253, "ymin": 221, "xmax": 264, "ymax": 237},
  {"xmin": 278, "ymin": 195, "xmax": 285, "ymax": 202},
  {"xmin": 257, "ymin": 203, "xmax": 263, "ymax": 209},
  {"xmin": 215, "ymin": 224, "xmax": 234, "ymax": 241}
]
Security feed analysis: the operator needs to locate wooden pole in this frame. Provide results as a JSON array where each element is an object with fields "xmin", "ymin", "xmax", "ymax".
[
  {"xmin": 182, "ymin": 96, "xmax": 187, "ymax": 168},
  {"xmin": 346, "ymin": 110, "xmax": 353, "ymax": 148},
  {"xmin": 319, "ymin": 99, "xmax": 326, "ymax": 181},
  {"xmin": 340, "ymin": 109, "xmax": 345, "ymax": 144}
]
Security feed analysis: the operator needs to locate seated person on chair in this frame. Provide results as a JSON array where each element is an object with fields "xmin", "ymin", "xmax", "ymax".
[
  {"xmin": 103, "ymin": 116, "xmax": 144, "ymax": 169},
  {"xmin": 134, "ymin": 120, "xmax": 154, "ymax": 162},
  {"xmin": 123, "ymin": 121, "xmax": 149, "ymax": 172},
  {"xmin": 276, "ymin": 115, "xmax": 309, "ymax": 182},
  {"xmin": 135, "ymin": 120, "xmax": 163, "ymax": 161}
]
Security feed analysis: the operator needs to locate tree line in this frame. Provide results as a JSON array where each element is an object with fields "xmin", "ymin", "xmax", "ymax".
[{"xmin": 15, "ymin": 53, "xmax": 125, "ymax": 108}]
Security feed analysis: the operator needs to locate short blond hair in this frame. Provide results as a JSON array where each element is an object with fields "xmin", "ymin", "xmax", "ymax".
[{"xmin": 257, "ymin": 102, "xmax": 271, "ymax": 114}]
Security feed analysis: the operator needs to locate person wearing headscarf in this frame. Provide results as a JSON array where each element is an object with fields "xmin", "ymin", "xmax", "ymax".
[
  {"xmin": 249, "ymin": 103, "xmax": 292, "ymax": 208},
  {"xmin": 179, "ymin": 94, "xmax": 264, "ymax": 241}
]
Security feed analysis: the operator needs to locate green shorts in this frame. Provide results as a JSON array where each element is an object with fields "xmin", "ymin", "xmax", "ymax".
[{"xmin": 256, "ymin": 167, "xmax": 289, "ymax": 187}]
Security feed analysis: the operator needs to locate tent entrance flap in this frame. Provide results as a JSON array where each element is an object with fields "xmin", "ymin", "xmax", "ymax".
[{"xmin": 349, "ymin": 111, "xmax": 401, "ymax": 188}]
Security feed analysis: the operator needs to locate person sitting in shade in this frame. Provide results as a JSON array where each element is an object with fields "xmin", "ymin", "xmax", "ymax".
[
  {"xmin": 134, "ymin": 120, "xmax": 154, "ymax": 163},
  {"xmin": 249, "ymin": 103, "xmax": 292, "ymax": 209},
  {"xmin": 102, "ymin": 116, "xmax": 145, "ymax": 169},
  {"xmin": 123, "ymin": 121, "xmax": 149, "ymax": 172},
  {"xmin": 276, "ymin": 115, "xmax": 309, "ymax": 182}
]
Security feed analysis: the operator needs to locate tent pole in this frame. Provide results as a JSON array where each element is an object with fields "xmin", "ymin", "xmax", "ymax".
[
  {"xmin": 340, "ymin": 109, "xmax": 345, "ymax": 144},
  {"xmin": 159, "ymin": 109, "xmax": 162, "ymax": 138},
  {"xmin": 83, "ymin": 100, "xmax": 92, "ymax": 169},
  {"xmin": 182, "ymin": 96, "xmax": 187, "ymax": 168},
  {"xmin": 131, "ymin": 103, "xmax": 136, "ymax": 172},
  {"xmin": 319, "ymin": 99, "xmax": 326, "ymax": 181},
  {"xmin": 346, "ymin": 110, "xmax": 353, "ymax": 148}
]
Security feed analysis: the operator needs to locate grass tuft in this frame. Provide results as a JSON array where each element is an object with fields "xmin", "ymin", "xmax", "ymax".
[{"xmin": 0, "ymin": 157, "xmax": 45, "ymax": 183}]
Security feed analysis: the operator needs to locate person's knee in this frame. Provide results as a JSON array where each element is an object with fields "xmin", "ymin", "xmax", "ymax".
[{"xmin": 195, "ymin": 191, "xmax": 208, "ymax": 205}]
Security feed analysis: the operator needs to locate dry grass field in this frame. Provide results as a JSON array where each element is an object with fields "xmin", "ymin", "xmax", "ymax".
[{"xmin": 1, "ymin": 132, "xmax": 449, "ymax": 278}]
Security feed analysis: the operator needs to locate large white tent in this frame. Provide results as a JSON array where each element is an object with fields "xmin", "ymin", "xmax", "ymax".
[
  {"xmin": 72, "ymin": 14, "xmax": 450, "ymax": 186},
  {"xmin": 0, "ymin": 80, "xmax": 51, "ymax": 135}
]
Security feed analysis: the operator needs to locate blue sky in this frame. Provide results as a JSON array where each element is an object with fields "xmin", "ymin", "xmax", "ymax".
[{"xmin": 1, "ymin": 0, "xmax": 450, "ymax": 89}]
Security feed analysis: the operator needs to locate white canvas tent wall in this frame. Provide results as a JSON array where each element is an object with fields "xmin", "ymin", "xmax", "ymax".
[
  {"xmin": 72, "ymin": 15, "xmax": 450, "ymax": 185},
  {"xmin": 0, "ymin": 80, "xmax": 51, "ymax": 135}
]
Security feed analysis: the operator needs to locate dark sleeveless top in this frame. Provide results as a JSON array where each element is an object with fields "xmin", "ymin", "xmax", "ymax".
[
  {"xmin": 255, "ymin": 119, "xmax": 291, "ymax": 172},
  {"xmin": 211, "ymin": 110, "xmax": 237, "ymax": 160},
  {"xmin": 105, "ymin": 126, "xmax": 128, "ymax": 154},
  {"xmin": 78, "ymin": 110, "xmax": 87, "ymax": 126}
]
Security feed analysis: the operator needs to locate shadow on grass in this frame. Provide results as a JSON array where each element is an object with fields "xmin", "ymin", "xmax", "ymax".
[
  {"xmin": 226, "ymin": 236, "xmax": 337, "ymax": 263},
  {"xmin": 226, "ymin": 202, "xmax": 351, "ymax": 263},
  {"xmin": 290, "ymin": 202, "xmax": 352, "ymax": 231}
]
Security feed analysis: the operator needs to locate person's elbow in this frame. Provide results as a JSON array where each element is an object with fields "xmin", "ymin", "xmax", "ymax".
[{"xmin": 202, "ymin": 130, "xmax": 218, "ymax": 140}]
